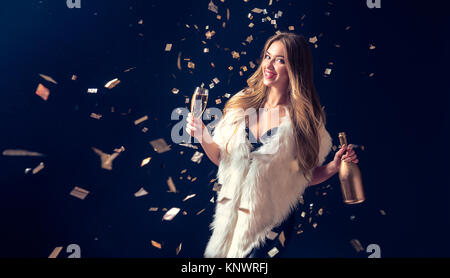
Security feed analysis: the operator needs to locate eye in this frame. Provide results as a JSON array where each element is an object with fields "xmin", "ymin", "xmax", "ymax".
[
  {"xmin": 264, "ymin": 54, "xmax": 271, "ymax": 60},
  {"xmin": 276, "ymin": 58, "xmax": 285, "ymax": 64}
]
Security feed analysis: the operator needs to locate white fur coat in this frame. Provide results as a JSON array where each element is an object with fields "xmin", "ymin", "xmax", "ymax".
[{"xmin": 204, "ymin": 102, "xmax": 333, "ymax": 258}]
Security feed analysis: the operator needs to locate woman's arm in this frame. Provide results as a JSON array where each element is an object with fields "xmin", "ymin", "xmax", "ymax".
[
  {"xmin": 309, "ymin": 163, "xmax": 339, "ymax": 186},
  {"xmin": 199, "ymin": 132, "xmax": 221, "ymax": 166},
  {"xmin": 186, "ymin": 113, "xmax": 221, "ymax": 166},
  {"xmin": 309, "ymin": 144, "xmax": 358, "ymax": 186}
]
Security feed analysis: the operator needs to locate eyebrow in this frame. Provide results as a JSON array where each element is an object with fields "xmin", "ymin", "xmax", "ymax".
[{"xmin": 266, "ymin": 51, "xmax": 284, "ymax": 58}]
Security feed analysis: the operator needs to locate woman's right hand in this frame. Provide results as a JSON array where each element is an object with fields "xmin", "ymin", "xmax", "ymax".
[{"xmin": 186, "ymin": 113, "xmax": 209, "ymax": 142}]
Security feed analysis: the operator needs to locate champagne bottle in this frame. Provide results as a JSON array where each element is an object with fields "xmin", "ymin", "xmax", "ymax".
[{"xmin": 338, "ymin": 132, "xmax": 365, "ymax": 204}]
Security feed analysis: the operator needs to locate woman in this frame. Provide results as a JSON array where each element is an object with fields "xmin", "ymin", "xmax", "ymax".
[{"xmin": 186, "ymin": 32, "xmax": 358, "ymax": 258}]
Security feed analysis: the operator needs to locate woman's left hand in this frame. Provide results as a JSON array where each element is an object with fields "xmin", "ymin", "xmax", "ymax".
[{"xmin": 330, "ymin": 144, "xmax": 359, "ymax": 171}]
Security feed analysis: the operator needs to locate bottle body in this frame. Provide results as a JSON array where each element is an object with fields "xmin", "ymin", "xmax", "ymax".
[{"xmin": 338, "ymin": 132, "xmax": 366, "ymax": 204}]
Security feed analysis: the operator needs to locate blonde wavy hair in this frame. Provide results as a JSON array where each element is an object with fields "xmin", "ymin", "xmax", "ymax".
[{"xmin": 223, "ymin": 32, "xmax": 326, "ymax": 176}]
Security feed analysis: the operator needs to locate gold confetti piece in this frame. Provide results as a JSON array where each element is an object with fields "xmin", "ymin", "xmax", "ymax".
[
  {"xmin": 299, "ymin": 195, "xmax": 304, "ymax": 205},
  {"xmin": 324, "ymin": 68, "xmax": 332, "ymax": 75},
  {"xmin": 150, "ymin": 138, "xmax": 171, "ymax": 154},
  {"xmin": 163, "ymin": 207, "xmax": 181, "ymax": 221},
  {"xmin": 210, "ymin": 196, "xmax": 214, "ymax": 203},
  {"xmin": 301, "ymin": 211, "xmax": 306, "ymax": 218},
  {"xmin": 268, "ymin": 247, "xmax": 279, "ymax": 258},
  {"xmin": 210, "ymin": 62, "xmax": 215, "ymax": 68},
  {"xmin": 380, "ymin": 209, "xmax": 386, "ymax": 215},
  {"xmin": 246, "ymin": 35, "xmax": 253, "ymax": 44},
  {"xmin": 90, "ymin": 112, "xmax": 102, "ymax": 120},
  {"xmin": 178, "ymin": 143, "xmax": 199, "ymax": 150},
  {"xmin": 228, "ymin": 66, "xmax": 233, "ymax": 71},
  {"xmin": 252, "ymin": 8, "xmax": 263, "ymax": 13},
  {"xmin": 185, "ymin": 97, "xmax": 190, "ymax": 104},
  {"xmin": 151, "ymin": 240, "xmax": 162, "ymax": 249},
  {"xmin": 149, "ymin": 207, "xmax": 158, "ymax": 212},
  {"xmin": 104, "ymin": 78, "xmax": 120, "ymax": 89},
  {"xmin": 70, "ymin": 186, "xmax": 89, "ymax": 200},
  {"xmin": 248, "ymin": 22, "xmax": 254, "ymax": 28},
  {"xmin": 242, "ymin": 66, "xmax": 248, "ymax": 72},
  {"xmin": 369, "ymin": 73, "xmax": 375, "ymax": 77},
  {"xmin": 312, "ymin": 223, "xmax": 318, "ymax": 229},
  {"xmin": 162, "ymin": 208, "xmax": 168, "ymax": 211},
  {"xmin": 123, "ymin": 67, "xmax": 136, "ymax": 72},
  {"xmin": 182, "ymin": 211, "xmax": 187, "ymax": 215},
  {"xmin": 196, "ymin": 208, "xmax": 205, "ymax": 215},
  {"xmin": 176, "ymin": 242, "xmax": 182, "ymax": 255},
  {"xmin": 2, "ymin": 149, "xmax": 44, "ymax": 157},
  {"xmin": 32, "ymin": 162, "xmax": 45, "ymax": 175},
  {"xmin": 177, "ymin": 52, "xmax": 182, "ymax": 70},
  {"xmin": 213, "ymin": 77, "xmax": 220, "ymax": 84},
  {"xmin": 318, "ymin": 208, "xmax": 324, "ymax": 216},
  {"xmin": 216, "ymin": 15, "xmax": 221, "ymax": 20},
  {"xmin": 206, "ymin": 30, "xmax": 216, "ymax": 40},
  {"xmin": 369, "ymin": 44, "xmax": 376, "ymax": 50},
  {"xmin": 141, "ymin": 157, "xmax": 151, "ymax": 167},
  {"xmin": 39, "ymin": 73, "xmax": 58, "ymax": 84},
  {"xmin": 35, "ymin": 83, "xmax": 49, "ymax": 101},
  {"xmin": 92, "ymin": 147, "xmax": 121, "ymax": 170},
  {"xmin": 87, "ymin": 88, "xmax": 98, "ymax": 94},
  {"xmin": 134, "ymin": 115, "xmax": 148, "ymax": 125},
  {"xmin": 48, "ymin": 246, "xmax": 63, "ymax": 258},
  {"xmin": 288, "ymin": 26, "xmax": 295, "ymax": 31},
  {"xmin": 203, "ymin": 48, "xmax": 209, "ymax": 53},
  {"xmin": 71, "ymin": 75, "xmax": 77, "ymax": 80},
  {"xmin": 231, "ymin": 51, "xmax": 240, "ymax": 59},
  {"xmin": 191, "ymin": 151, "xmax": 204, "ymax": 164},
  {"xmin": 345, "ymin": 26, "xmax": 351, "ymax": 31},
  {"xmin": 267, "ymin": 231, "xmax": 278, "ymax": 240},
  {"xmin": 187, "ymin": 61, "xmax": 195, "ymax": 69},
  {"xmin": 183, "ymin": 193, "xmax": 196, "ymax": 202},
  {"xmin": 227, "ymin": 8, "xmax": 230, "ymax": 20},
  {"xmin": 350, "ymin": 239, "xmax": 364, "ymax": 252},
  {"xmin": 208, "ymin": 0, "xmax": 218, "ymax": 13},
  {"xmin": 191, "ymin": 177, "xmax": 197, "ymax": 182},
  {"xmin": 142, "ymin": 127, "xmax": 148, "ymax": 133},
  {"xmin": 138, "ymin": 19, "xmax": 143, "ymax": 24},
  {"xmin": 134, "ymin": 187, "xmax": 148, "ymax": 197},
  {"xmin": 224, "ymin": 93, "xmax": 231, "ymax": 98},
  {"xmin": 165, "ymin": 43, "xmax": 172, "ymax": 52},
  {"xmin": 180, "ymin": 169, "xmax": 187, "ymax": 174},
  {"xmin": 249, "ymin": 61, "xmax": 256, "ymax": 69},
  {"xmin": 297, "ymin": 230, "xmax": 304, "ymax": 235},
  {"xmin": 215, "ymin": 99, "xmax": 222, "ymax": 105},
  {"xmin": 309, "ymin": 36, "xmax": 318, "ymax": 44},
  {"xmin": 239, "ymin": 71, "xmax": 243, "ymax": 76},
  {"xmin": 279, "ymin": 231, "xmax": 286, "ymax": 247},
  {"xmin": 167, "ymin": 176, "xmax": 177, "ymax": 193}
]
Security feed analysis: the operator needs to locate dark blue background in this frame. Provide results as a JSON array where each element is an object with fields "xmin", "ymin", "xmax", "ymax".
[{"xmin": 0, "ymin": 0, "xmax": 448, "ymax": 257}]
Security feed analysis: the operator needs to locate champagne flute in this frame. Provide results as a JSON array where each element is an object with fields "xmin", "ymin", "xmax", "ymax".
[{"xmin": 191, "ymin": 87, "xmax": 209, "ymax": 118}]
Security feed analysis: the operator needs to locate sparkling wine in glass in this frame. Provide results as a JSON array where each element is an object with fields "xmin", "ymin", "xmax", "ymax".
[{"xmin": 191, "ymin": 87, "xmax": 209, "ymax": 118}]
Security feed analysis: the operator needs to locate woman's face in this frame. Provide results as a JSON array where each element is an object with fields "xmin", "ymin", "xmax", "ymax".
[{"xmin": 262, "ymin": 40, "xmax": 289, "ymax": 90}]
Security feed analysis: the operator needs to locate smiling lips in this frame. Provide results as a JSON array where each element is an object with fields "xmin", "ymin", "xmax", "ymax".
[{"xmin": 264, "ymin": 69, "xmax": 277, "ymax": 79}]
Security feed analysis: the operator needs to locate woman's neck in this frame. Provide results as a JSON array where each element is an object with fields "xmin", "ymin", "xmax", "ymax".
[{"xmin": 265, "ymin": 86, "xmax": 288, "ymax": 108}]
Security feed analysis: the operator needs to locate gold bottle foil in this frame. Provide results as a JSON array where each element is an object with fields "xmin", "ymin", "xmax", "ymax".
[{"xmin": 338, "ymin": 132, "xmax": 366, "ymax": 204}]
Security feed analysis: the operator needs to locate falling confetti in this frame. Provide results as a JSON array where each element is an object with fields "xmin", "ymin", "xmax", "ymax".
[
  {"xmin": 134, "ymin": 187, "xmax": 148, "ymax": 197},
  {"xmin": 35, "ymin": 83, "xmax": 50, "ymax": 101},
  {"xmin": 104, "ymin": 78, "xmax": 120, "ymax": 89},
  {"xmin": 163, "ymin": 207, "xmax": 181, "ymax": 221},
  {"xmin": 150, "ymin": 138, "xmax": 171, "ymax": 154},
  {"xmin": 2, "ymin": 149, "xmax": 44, "ymax": 157},
  {"xmin": 39, "ymin": 73, "xmax": 58, "ymax": 84},
  {"xmin": 70, "ymin": 186, "xmax": 90, "ymax": 200},
  {"xmin": 134, "ymin": 115, "xmax": 148, "ymax": 125},
  {"xmin": 48, "ymin": 247, "xmax": 63, "ymax": 258}
]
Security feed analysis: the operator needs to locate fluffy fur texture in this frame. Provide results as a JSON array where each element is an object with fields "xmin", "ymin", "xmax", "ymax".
[{"xmin": 204, "ymin": 102, "xmax": 333, "ymax": 258}]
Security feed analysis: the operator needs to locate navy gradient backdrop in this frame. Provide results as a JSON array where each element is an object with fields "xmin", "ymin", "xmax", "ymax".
[{"xmin": 0, "ymin": 0, "xmax": 448, "ymax": 257}]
